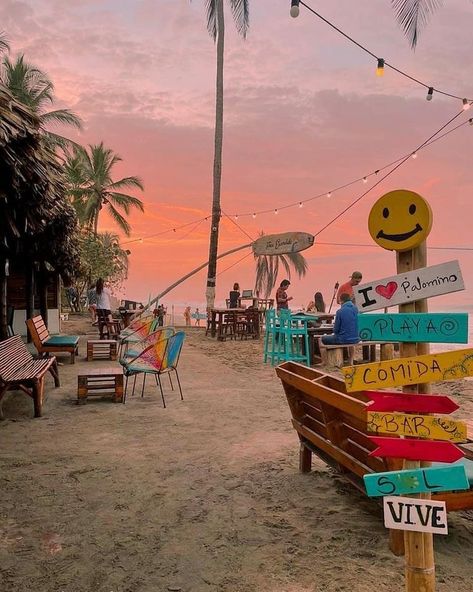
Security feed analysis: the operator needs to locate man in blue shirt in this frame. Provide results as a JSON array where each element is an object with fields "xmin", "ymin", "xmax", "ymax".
[{"xmin": 321, "ymin": 293, "xmax": 359, "ymax": 345}]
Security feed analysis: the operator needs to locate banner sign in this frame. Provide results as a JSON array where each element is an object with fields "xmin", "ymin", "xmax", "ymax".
[
  {"xmin": 358, "ymin": 313, "xmax": 468, "ymax": 343},
  {"xmin": 343, "ymin": 348, "xmax": 473, "ymax": 391},
  {"xmin": 366, "ymin": 391, "xmax": 459, "ymax": 415},
  {"xmin": 353, "ymin": 260, "xmax": 464, "ymax": 312},
  {"xmin": 364, "ymin": 465, "xmax": 469, "ymax": 497},
  {"xmin": 368, "ymin": 437, "xmax": 464, "ymax": 463},
  {"xmin": 252, "ymin": 232, "xmax": 314, "ymax": 256},
  {"xmin": 383, "ymin": 496, "xmax": 448, "ymax": 535},
  {"xmin": 367, "ymin": 411, "xmax": 467, "ymax": 442}
]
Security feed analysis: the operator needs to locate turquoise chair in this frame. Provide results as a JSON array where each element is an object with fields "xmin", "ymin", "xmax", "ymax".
[
  {"xmin": 263, "ymin": 309, "xmax": 280, "ymax": 365},
  {"xmin": 276, "ymin": 309, "xmax": 310, "ymax": 366}
]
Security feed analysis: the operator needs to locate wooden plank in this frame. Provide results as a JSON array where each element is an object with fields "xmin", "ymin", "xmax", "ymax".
[
  {"xmin": 383, "ymin": 496, "xmax": 448, "ymax": 535},
  {"xmin": 366, "ymin": 391, "xmax": 459, "ymax": 414},
  {"xmin": 342, "ymin": 347, "xmax": 473, "ymax": 391},
  {"xmin": 368, "ymin": 437, "xmax": 464, "ymax": 463},
  {"xmin": 358, "ymin": 313, "xmax": 468, "ymax": 343},
  {"xmin": 367, "ymin": 411, "xmax": 467, "ymax": 442},
  {"xmin": 353, "ymin": 260, "xmax": 464, "ymax": 312}
]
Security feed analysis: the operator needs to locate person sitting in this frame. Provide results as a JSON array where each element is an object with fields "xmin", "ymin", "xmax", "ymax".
[
  {"xmin": 229, "ymin": 283, "xmax": 240, "ymax": 308},
  {"xmin": 321, "ymin": 293, "xmax": 359, "ymax": 345}
]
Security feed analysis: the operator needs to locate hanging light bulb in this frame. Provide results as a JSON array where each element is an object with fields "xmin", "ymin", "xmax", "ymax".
[
  {"xmin": 469, "ymin": 118, "xmax": 473, "ymax": 126},
  {"xmin": 376, "ymin": 58, "xmax": 385, "ymax": 77},
  {"xmin": 299, "ymin": 202, "xmax": 303, "ymax": 208},
  {"xmin": 426, "ymin": 87, "xmax": 434, "ymax": 101},
  {"xmin": 139, "ymin": 238, "xmax": 144, "ymax": 243},
  {"xmin": 252, "ymin": 213, "xmax": 256, "ymax": 218},
  {"xmin": 362, "ymin": 177, "xmax": 368, "ymax": 184},
  {"xmin": 274, "ymin": 209, "xmax": 278, "ymax": 215},
  {"xmin": 411, "ymin": 152, "xmax": 418, "ymax": 159},
  {"xmin": 327, "ymin": 192, "xmax": 332, "ymax": 198},
  {"xmin": 463, "ymin": 98, "xmax": 470, "ymax": 110},
  {"xmin": 290, "ymin": 0, "xmax": 300, "ymax": 18},
  {"xmin": 234, "ymin": 215, "xmax": 239, "ymax": 220}
]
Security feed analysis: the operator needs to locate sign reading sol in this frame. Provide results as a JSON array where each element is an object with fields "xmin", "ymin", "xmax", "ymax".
[{"xmin": 252, "ymin": 232, "xmax": 315, "ymax": 256}]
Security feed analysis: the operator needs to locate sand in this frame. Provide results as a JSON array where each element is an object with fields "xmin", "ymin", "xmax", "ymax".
[{"xmin": 1, "ymin": 315, "xmax": 473, "ymax": 592}]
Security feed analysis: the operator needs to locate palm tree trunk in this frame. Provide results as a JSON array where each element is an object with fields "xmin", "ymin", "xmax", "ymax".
[{"xmin": 205, "ymin": 0, "xmax": 225, "ymax": 312}]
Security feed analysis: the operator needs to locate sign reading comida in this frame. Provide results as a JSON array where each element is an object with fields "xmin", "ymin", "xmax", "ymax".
[
  {"xmin": 353, "ymin": 260, "xmax": 464, "ymax": 312},
  {"xmin": 252, "ymin": 232, "xmax": 315, "ymax": 256},
  {"xmin": 383, "ymin": 496, "xmax": 448, "ymax": 535}
]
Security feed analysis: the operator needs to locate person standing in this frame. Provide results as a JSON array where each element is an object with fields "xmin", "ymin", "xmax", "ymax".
[
  {"xmin": 87, "ymin": 283, "xmax": 98, "ymax": 324},
  {"xmin": 336, "ymin": 271, "xmax": 362, "ymax": 304},
  {"xmin": 321, "ymin": 293, "xmax": 359, "ymax": 345},
  {"xmin": 314, "ymin": 292, "xmax": 326, "ymax": 312},
  {"xmin": 194, "ymin": 308, "xmax": 201, "ymax": 327},
  {"xmin": 229, "ymin": 283, "xmax": 240, "ymax": 308},
  {"xmin": 276, "ymin": 279, "xmax": 293, "ymax": 311},
  {"xmin": 184, "ymin": 306, "xmax": 191, "ymax": 327},
  {"xmin": 95, "ymin": 278, "xmax": 112, "ymax": 320}
]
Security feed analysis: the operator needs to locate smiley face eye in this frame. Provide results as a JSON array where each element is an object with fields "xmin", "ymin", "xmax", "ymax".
[
  {"xmin": 409, "ymin": 203, "xmax": 416, "ymax": 215},
  {"xmin": 382, "ymin": 207, "xmax": 389, "ymax": 218}
]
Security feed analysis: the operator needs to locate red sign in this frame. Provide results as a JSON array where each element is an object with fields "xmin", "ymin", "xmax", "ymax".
[
  {"xmin": 366, "ymin": 391, "xmax": 459, "ymax": 415},
  {"xmin": 369, "ymin": 437, "xmax": 464, "ymax": 463}
]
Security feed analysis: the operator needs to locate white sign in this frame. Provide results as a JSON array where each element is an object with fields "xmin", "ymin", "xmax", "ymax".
[
  {"xmin": 252, "ymin": 232, "xmax": 314, "ymax": 256},
  {"xmin": 383, "ymin": 495, "xmax": 448, "ymax": 535},
  {"xmin": 354, "ymin": 260, "xmax": 464, "ymax": 313}
]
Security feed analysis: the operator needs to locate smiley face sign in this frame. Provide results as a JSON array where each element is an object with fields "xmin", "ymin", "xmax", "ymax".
[{"xmin": 368, "ymin": 189, "xmax": 433, "ymax": 251}]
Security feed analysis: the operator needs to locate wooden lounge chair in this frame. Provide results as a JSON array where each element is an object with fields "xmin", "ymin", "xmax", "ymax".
[{"xmin": 26, "ymin": 315, "xmax": 79, "ymax": 364}]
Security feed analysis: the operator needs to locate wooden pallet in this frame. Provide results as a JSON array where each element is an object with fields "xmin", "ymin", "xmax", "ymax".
[
  {"xmin": 77, "ymin": 368, "xmax": 124, "ymax": 404},
  {"xmin": 86, "ymin": 339, "xmax": 117, "ymax": 361}
]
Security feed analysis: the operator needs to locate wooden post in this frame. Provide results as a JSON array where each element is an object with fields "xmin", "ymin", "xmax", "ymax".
[
  {"xmin": 0, "ymin": 259, "xmax": 7, "ymax": 341},
  {"xmin": 397, "ymin": 244, "xmax": 435, "ymax": 592},
  {"xmin": 38, "ymin": 270, "xmax": 48, "ymax": 326},
  {"xmin": 25, "ymin": 262, "xmax": 35, "ymax": 343}
]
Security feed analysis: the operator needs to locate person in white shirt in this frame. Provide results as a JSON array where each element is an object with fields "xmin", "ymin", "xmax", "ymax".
[{"xmin": 95, "ymin": 278, "xmax": 112, "ymax": 321}]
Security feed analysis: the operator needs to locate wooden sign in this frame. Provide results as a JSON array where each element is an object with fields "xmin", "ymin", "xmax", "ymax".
[
  {"xmin": 383, "ymin": 496, "xmax": 448, "ymax": 535},
  {"xmin": 368, "ymin": 436, "xmax": 464, "ymax": 463},
  {"xmin": 358, "ymin": 312, "xmax": 468, "ymax": 343},
  {"xmin": 367, "ymin": 411, "xmax": 467, "ymax": 442},
  {"xmin": 364, "ymin": 465, "xmax": 469, "ymax": 497},
  {"xmin": 343, "ymin": 347, "xmax": 473, "ymax": 392},
  {"xmin": 252, "ymin": 232, "xmax": 314, "ymax": 256},
  {"xmin": 353, "ymin": 260, "xmax": 464, "ymax": 312},
  {"xmin": 366, "ymin": 391, "xmax": 459, "ymax": 414}
]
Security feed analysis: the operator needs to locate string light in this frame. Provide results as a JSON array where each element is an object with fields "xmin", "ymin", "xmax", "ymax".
[
  {"xmin": 139, "ymin": 238, "xmax": 144, "ymax": 243},
  {"xmin": 327, "ymin": 192, "xmax": 332, "ymax": 197},
  {"xmin": 234, "ymin": 215, "xmax": 239, "ymax": 220},
  {"xmin": 426, "ymin": 87, "xmax": 434, "ymax": 101},
  {"xmin": 252, "ymin": 213, "xmax": 256, "ymax": 218},
  {"xmin": 470, "ymin": 118, "xmax": 473, "ymax": 126},
  {"xmin": 411, "ymin": 152, "xmax": 418, "ymax": 159},
  {"xmin": 290, "ymin": 0, "xmax": 300, "ymax": 18},
  {"xmin": 463, "ymin": 98, "xmax": 470, "ymax": 110},
  {"xmin": 299, "ymin": 202, "xmax": 303, "ymax": 207},
  {"xmin": 376, "ymin": 58, "xmax": 385, "ymax": 77},
  {"xmin": 362, "ymin": 177, "xmax": 368, "ymax": 183},
  {"xmin": 274, "ymin": 209, "xmax": 278, "ymax": 214}
]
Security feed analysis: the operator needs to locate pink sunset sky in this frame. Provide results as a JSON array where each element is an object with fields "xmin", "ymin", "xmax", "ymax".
[{"xmin": 2, "ymin": 0, "xmax": 473, "ymax": 310}]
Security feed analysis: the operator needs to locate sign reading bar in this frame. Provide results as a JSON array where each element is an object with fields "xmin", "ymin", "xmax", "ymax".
[
  {"xmin": 369, "ymin": 437, "xmax": 464, "ymax": 463},
  {"xmin": 366, "ymin": 391, "xmax": 459, "ymax": 415},
  {"xmin": 353, "ymin": 260, "xmax": 464, "ymax": 312},
  {"xmin": 367, "ymin": 411, "xmax": 467, "ymax": 442},
  {"xmin": 358, "ymin": 312, "xmax": 468, "ymax": 343},
  {"xmin": 364, "ymin": 465, "xmax": 469, "ymax": 497},
  {"xmin": 343, "ymin": 348, "xmax": 473, "ymax": 392},
  {"xmin": 383, "ymin": 496, "xmax": 448, "ymax": 535},
  {"xmin": 252, "ymin": 232, "xmax": 314, "ymax": 256}
]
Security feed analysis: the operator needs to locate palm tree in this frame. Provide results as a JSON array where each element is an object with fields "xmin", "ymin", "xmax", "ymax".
[
  {"xmin": 70, "ymin": 143, "xmax": 144, "ymax": 236},
  {"xmin": 1, "ymin": 55, "xmax": 81, "ymax": 146},
  {"xmin": 0, "ymin": 32, "xmax": 9, "ymax": 54},
  {"xmin": 201, "ymin": 0, "xmax": 250, "ymax": 311},
  {"xmin": 254, "ymin": 251, "xmax": 308, "ymax": 298},
  {"xmin": 391, "ymin": 0, "xmax": 443, "ymax": 48}
]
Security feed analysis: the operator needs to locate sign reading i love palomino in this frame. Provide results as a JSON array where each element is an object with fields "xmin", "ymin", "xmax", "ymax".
[{"xmin": 354, "ymin": 260, "xmax": 464, "ymax": 312}]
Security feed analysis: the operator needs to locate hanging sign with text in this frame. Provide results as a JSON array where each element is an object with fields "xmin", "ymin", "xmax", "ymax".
[
  {"xmin": 353, "ymin": 260, "xmax": 464, "ymax": 312},
  {"xmin": 343, "ymin": 347, "xmax": 473, "ymax": 392},
  {"xmin": 367, "ymin": 411, "xmax": 467, "ymax": 442},
  {"xmin": 383, "ymin": 496, "xmax": 448, "ymax": 535},
  {"xmin": 366, "ymin": 391, "xmax": 459, "ymax": 414},
  {"xmin": 364, "ymin": 464, "xmax": 469, "ymax": 497},
  {"xmin": 358, "ymin": 312, "xmax": 468, "ymax": 343},
  {"xmin": 252, "ymin": 232, "xmax": 315, "ymax": 256},
  {"xmin": 368, "ymin": 437, "xmax": 464, "ymax": 463}
]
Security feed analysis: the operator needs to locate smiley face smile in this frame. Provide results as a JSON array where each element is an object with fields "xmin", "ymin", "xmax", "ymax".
[{"xmin": 376, "ymin": 223, "xmax": 422, "ymax": 242}]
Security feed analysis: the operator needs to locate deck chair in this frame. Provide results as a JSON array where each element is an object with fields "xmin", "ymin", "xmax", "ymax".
[
  {"xmin": 26, "ymin": 315, "xmax": 79, "ymax": 364},
  {"xmin": 121, "ymin": 331, "xmax": 185, "ymax": 407}
]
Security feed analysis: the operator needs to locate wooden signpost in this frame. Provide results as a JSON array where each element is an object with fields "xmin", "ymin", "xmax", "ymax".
[
  {"xmin": 364, "ymin": 465, "xmax": 469, "ymax": 497},
  {"xmin": 342, "ymin": 347, "xmax": 473, "ymax": 392},
  {"xmin": 366, "ymin": 391, "xmax": 459, "ymax": 414},
  {"xmin": 353, "ymin": 260, "xmax": 464, "ymax": 312},
  {"xmin": 368, "ymin": 437, "xmax": 464, "ymax": 463},
  {"xmin": 358, "ymin": 312, "xmax": 468, "ymax": 343},
  {"xmin": 383, "ymin": 496, "xmax": 448, "ymax": 535},
  {"xmin": 366, "ymin": 411, "xmax": 467, "ymax": 442},
  {"xmin": 252, "ymin": 231, "xmax": 314, "ymax": 256}
]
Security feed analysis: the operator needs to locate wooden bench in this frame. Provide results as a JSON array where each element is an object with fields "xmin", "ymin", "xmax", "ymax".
[
  {"xmin": 86, "ymin": 339, "xmax": 117, "ymax": 361},
  {"xmin": 0, "ymin": 335, "xmax": 60, "ymax": 418},
  {"xmin": 77, "ymin": 368, "xmax": 124, "ymax": 404},
  {"xmin": 276, "ymin": 361, "xmax": 473, "ymax": 514},
  {"xmin": 318, "ymin": 340, "xmax": 397, "ymax": 368},
  {"xmin": 26, "ymin": 315, "xmax": 79, "ymax": 364}
]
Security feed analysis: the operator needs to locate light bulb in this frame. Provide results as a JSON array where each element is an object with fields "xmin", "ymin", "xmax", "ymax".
[
  {"xmin": 376, "ymin": 58, "xmax": 385, "ymax": 77},
  {"xmin": 463, "ymin": 98, "xmax": 470, "ymax": 110},
  {"xmin": 426, "ymin": 87, "xmax": 434, "ymax": 101},
  {"xmin": 252, "ymin": 213, "xmax": 256, "ymax": 218},
  {"xmin": 469, "ymin": 118, "xmax": 473, "ymax": 126},
  {"xmin": 362, "ymin": 177, "xmax": 368, "ymax": 184},
  {"xmin": 235, "ymin": 215, "xmax": 238, "ymax": 220},
  {"xmin": 299, "ymin": 202, "xmax": 303, "ymax": 208},
  {"xmin": 290, "ymin": 0, "xmax": 300, "ymax": 17},
  {"xmin": 139, "ymin": 238, "xmax": 144, "ymax": 243},
  {"xmin": 274, "ymin": 209, "xmax": 278, "ymax": 215},
  {"xmin": 411, "ymin": 152, "xmax": 417, "ymax": 159}
]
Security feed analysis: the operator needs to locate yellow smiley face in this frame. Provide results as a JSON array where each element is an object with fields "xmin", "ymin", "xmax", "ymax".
[{"xmin": 368, "ymin": 189, "xmax": 433, "ymax": 251}]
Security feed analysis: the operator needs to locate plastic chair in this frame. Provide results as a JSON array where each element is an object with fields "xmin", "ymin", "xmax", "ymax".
[
  {"xmin": 121, "ymin": 331, "xmax": 185, "ymax": 407},
  {"xmin": 263, "ymin": 309, "xmax": 280, "ymax": 365},
  {"xmin": 120, "ymin": 327, "xmax": 175, "ymax": 363}
]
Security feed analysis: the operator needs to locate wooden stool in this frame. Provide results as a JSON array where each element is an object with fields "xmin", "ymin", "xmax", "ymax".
[
  {"xmin": 77, "ymin": 368, "xmax": 124, "ymax": 404},
  {"xmin": 87, "ymin": 339, "xmax": 117, "ymax": 361}
]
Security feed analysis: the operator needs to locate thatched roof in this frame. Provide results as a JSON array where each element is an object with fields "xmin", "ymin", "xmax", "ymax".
[{"xmin": 0, "ymin": 85, "xmax": 80, "ymax": 280}]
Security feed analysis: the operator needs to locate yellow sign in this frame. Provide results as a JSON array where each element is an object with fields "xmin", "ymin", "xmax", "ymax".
[
  {"xmin": 343, "ymin": 348, "xmax": 473, "ymax": 392},
  {"xmin": 367, "ymin": 411, "xmax": 467, "ymax": 442},
  {"xmin": 368, "ymin": 190, "xmax": 433, "ymax": 251}
]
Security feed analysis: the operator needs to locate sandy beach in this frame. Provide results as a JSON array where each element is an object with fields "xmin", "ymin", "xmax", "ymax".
[{"xmin": 1, "ymin": 316, "xmax": 473, "ymax": 592}]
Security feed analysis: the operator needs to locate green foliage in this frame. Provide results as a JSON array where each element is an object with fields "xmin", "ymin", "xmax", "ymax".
[
  {"xmin": 254, "ymin": 249, "xmax": 308, "ymax": 298},
  {"xmin": 204, "ymin": 0, "xmax": 249, "ymax": 40},
  {"xmin": 391, "ymin": 0, "xmax": 443, "ymax": 48}
]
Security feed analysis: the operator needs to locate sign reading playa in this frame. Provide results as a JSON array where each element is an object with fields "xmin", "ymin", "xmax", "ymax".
[{"xmin": 252, "ymin": 232, "xmax": 314, "ymax": 256}]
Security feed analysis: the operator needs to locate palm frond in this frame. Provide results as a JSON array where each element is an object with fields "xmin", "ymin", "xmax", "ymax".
[
  {"xmin": 205, "ymin": 0, "xmax": 218, "ymax": 40},
  {"xmin": 108, "ymin": 192, "xmax": 145, "ymax": 213},
  {"xmin": 0, "ymin": 32, "xmax": 9, "ymax": 54},
  {"xmin": 108, "ymin": 176, "xmax": 144, "ymax": 192},
  {"xmin": 106, "ymin": 203, "xmax": 131, "ymax": 236},
  {"xmin": 229, "ymin": 0, "xmax": 249, "ymax": 38},
  {"xmin": 41, "ymin": 108, "xmax": 82, "ymax": 129},
  {"xmin": 391, "ymin": 0, "xmax": 443, "ymax": 48}
]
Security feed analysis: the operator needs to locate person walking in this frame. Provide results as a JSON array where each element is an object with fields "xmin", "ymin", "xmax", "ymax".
[{"xmin": 336, "ymin": 271, "xmax": 362, "ymax": 304}]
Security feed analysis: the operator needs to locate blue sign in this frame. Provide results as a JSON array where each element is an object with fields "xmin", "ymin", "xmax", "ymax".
[
  {"xmin": 358, "ymin": 313, "xmax": 468, "ymax": 343},
  {"xmin": 364, "ymin": 464, "xmax": 469, "ymax": 497}
]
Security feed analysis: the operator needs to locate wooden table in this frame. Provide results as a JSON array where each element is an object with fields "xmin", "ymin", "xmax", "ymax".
[
  {"xmin": 77, "ymin": 368, "xmax": 124, "ymax": 404},
  {"xmin": 87, "ymin": 339, "xmax": 118, "ymax": 361},
  {"xmin": 209, "ymin": 308, "xmax": 260, "ymax": 340}
]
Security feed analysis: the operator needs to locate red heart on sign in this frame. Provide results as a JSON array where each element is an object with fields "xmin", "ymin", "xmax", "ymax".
[{"xmin": 375, "ymin": 281, "xmax": 398, "ymax": 299}]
